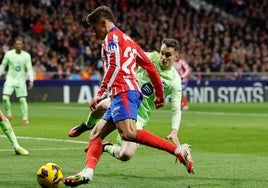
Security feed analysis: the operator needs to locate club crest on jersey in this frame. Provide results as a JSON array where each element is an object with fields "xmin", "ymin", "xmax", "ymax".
[
  {"xmin": 15, "ymin": 66, "xmax": 21, "ymax": 72},
  {"xmin": 141, "ymin": 83, "xmax": 154, "ymax": 96},
  {"xmin": 107, "ymin": 41, "xmax": 117, "ymax": 53}
]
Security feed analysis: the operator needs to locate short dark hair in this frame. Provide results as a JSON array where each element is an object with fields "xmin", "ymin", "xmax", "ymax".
[
  {"xmin": 14, "ymin": 35, "xmax": 24, "ymax": 44},
  {"xmin": 161, "ymin": 38, "xmax": 181, "ymax": 53},
  {"xmin": 86, "ymin": 6, "xmax": 115, "ymax": 25}
]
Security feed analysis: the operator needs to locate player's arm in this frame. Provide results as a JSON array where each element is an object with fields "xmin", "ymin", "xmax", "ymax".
[
  {"xmin": 166, "ymin": 77, "xmax": 182, "ymax": 145},
  {"xmin": 96, "ymin": 40, "xmax": 119, "ymax": 98},
  {"xmin": 181, "ymin": 59, "xmax": 191, "ymax": 79},
  {"xmin": 136, "ymin": 45, "xmax": 164, "ymax": 108},
  {"xmin": 0, "ymin": 53, "xmax": 9, "ymax": 77},
  {"xmin": 165, "ymin": 99, "xmax": 181, "ymax": 145},
  {"xmin": 26, "ymin": 53, "xmax": 34, "ymax": 89},
  {"xmin": 90, "ymin": 38, "xmax": 119, "ymax": 110}
]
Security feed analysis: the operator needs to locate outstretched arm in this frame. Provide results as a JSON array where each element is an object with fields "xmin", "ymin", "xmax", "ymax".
[
  {"xmin": 136, "ymin": 45, "xmax": 165, "ymax": 108},
  {"xmin": 165, "ymin": 100, "xmax": 181, "ymax": 145}
]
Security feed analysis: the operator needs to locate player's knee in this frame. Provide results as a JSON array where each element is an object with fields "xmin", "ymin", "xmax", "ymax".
[
  {"xmin": 19, "ymin": 97, "xmax": 27, "ymax": 103},
  {"xmin": 2, "ymin": 95, "xmax": 9, "ymax": 102},
  {"xmin": 118, "ymin": 152, "xmax": 133, "ymax": 161},
  {"xmin": 1, "ymin": 123, "xmax": 12, "ymax": 133},
  {"xmin": 120, "ymin": 133, "xmax": 135, "ymax": 142},
  {"xmin": 119, "ymin": 127, "xmax": 137, "ymax": 142}
]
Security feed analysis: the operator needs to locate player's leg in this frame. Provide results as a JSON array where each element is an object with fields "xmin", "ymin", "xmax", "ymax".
[
  {"xmin": 2, "ymin": 95, "xmax": 12, "ymax": 120},
  {"xmin": 16, "ymin": 84, "xmax": 29, "ymax": 124},
  {"xmin": 68, "ymin": 98, "xmax": 111, "ymax": 137},
  {"xmin": 117, "ymin": 119, "xmax": 193, "ymax": 173},
  {"xmin": 86, "ymin": 98, "xmax": 110, "ymax": 127},
  {"xmin": 0, "ymin": 110, "xmax": 29, "ymax": 155},
  {"xmin": 2, "ymin": 82, "xmax": 14, "ymax": 120},
  {"xmin": 104, "ymin": 114, "xmax": 145, "ymax": 161},
  {"xmin": 19, "ymin": 97, "xmax": 29, "ymax": 124},
  {"xmin": 104, "ymin": 140, "xmax": 138, "ymax": 161},
  {"xmin": 64, "ymin": 109, "xmax": 116, "ymax": 186},
  {"xmin": 115, "ymin": 91, "xmax": 193, "ymax": 173},
  {"xmin": 181, "ymin": 82, "xmax": 189, "ymax": 110}
]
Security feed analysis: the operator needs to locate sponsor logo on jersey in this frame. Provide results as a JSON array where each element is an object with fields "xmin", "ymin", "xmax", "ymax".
[
  {"xmin": 141, "ymin": 83, "xmax": 154, "ymax": 96},
  {"xmin": 107, "ymin": 41, "xmax": 117, "ymax": 53}
]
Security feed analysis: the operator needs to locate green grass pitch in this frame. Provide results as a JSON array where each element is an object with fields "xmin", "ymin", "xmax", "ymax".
[{"xmin": 0, "ymin": 102, "xmax": 267, "ymax": 188}]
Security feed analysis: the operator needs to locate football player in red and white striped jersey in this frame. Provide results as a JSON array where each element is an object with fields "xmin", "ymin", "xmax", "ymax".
[
  {"xmin": 64, "ymin": 6, "xmax": 193, "ymax": 187},
  {"xmin": 174, "ymin": 57, "xmax": 191, "ymax": 110}
]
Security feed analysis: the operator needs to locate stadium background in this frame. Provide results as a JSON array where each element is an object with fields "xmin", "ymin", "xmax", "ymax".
[
  {"xmin": 0, "ymin": 0, "xmax": 268, "ymax": 102},
  {"xmin": 0, "ymin": 2, "xmax": 267, "ymax": 187}
]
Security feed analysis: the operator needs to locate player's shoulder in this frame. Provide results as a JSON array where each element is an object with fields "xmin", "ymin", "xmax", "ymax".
[
  {"xmin": 106, "ymin": 28, "xmax": 134, "ymax": 50},
  {"xmin": 146, "ymin": 51, "xmax": 160, "ymax": 61},
  {"xmin": 21, "ymin": 50, "xmax": 31, "ymax": 57},
  {"xmin": 4, "ymin": 49, "xmax": 14, "ymax": 55},
  {"xmin": 146, "ymin": 51, "xmax": 159, "ymax": 57},
  {"xmin": 170, "ymin": 66, "xmax": 180, "ymax": 74},
  {"xmin": 170, "ymin": 66, "xmax": 181, "ymax": 80},
  {"xmin": 108, "ymin": 28, "xmax": 131, "ymax": 41}
]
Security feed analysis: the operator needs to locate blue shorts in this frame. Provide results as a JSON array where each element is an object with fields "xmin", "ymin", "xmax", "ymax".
[
  {"xmin": 103, "ymin": 91, "xmax": 142, "ymax": 123},
  {"xmin": 182, "ymin": 81, "xmax": 188, "ymax": 91}
]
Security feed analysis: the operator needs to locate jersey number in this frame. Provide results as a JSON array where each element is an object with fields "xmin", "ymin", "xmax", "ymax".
[{"xmin": 122, "ymin": 47, "xmax": 137, "ymax": 75}]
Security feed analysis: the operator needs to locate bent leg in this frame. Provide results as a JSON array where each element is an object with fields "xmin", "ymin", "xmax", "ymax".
[
  {"xmin": 86, "ymin": 120, "xmax": 116, "ymax": 169},
  {"xmin": 0, "ymin": 110, "xmax": 19, "ymax": 148},
  {"xmin": 68, "ymin": 98, "xmax": 111, "ymax": 137},
  {"xmin": 86, "ymin": 98, "xmax": 110, "ymax": 127},
  {"xmin": 105, "ymin": 140, "xmax": 138, "ymax": 161},
  {"xmin": 2, "ymin": 95, "xmax": 12, "ymax": 117},
  {"xmin": 116, "ymin": 119, "xmax": 177, "ymax": 155}
]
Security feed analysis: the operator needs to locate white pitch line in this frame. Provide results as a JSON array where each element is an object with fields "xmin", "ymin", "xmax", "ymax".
[
  {"xmin": 0, "ymin": 135, "xmax": 88, "ymax": 152},
  {"xmin": 152, "ymin": 110, "xmax": 268, "ymax": 117},
  {"xmin": 0, "ymin": 147, "xmax": 84, "ymax": 152},
  {"xmin": 0, "ymin": 135, "xmax": 88, "ymax": 144},
  {"xmin": 14, "ymin": 136, "xmax": 88, "ymax": 144}
]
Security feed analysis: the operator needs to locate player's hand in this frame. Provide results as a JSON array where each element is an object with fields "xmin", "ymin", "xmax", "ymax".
[
  {"xmin": 89, "ymin": 96, "xmax": 102, "ymax": 111},
  {"xmin": 28, "ymin": 81, "xmax": 34, "ymax": 90},
  {"xmin": 154, "ymin": 97, "xmax": 165, "ymax": 109},
  {"xmin": 166, "ymin": 129, "xmax": 179, "ymax": 145}
]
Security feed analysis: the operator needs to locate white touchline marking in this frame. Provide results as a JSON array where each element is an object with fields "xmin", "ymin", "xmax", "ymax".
[
  {"xmin": 0, "ymin": 135, "xmax": 88, "ymax": 152},
  {"xmin": 0, "ymin": 135, "xmax": 87, "ymax": 144},
  {"xmin": 0, "ymin": 148, "xmax": 84, "ymax": 152},
  {"xmin": 152, "ymin": 110, "xmax": 268, "ymax": 117},
  {"xmin": 31, "ymin": 106, "xmax": 87, "ymax": 110},
  {"xmin": 14, "ymin": 136, "xmax": 88, "ymax": 144}
]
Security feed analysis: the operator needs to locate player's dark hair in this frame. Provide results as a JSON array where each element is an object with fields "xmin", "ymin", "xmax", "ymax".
[
  {"xmin": 161, "ymin": 38, "xmax": 181, "ymax": 53},
  {"xmin": 86, "ymin": 6, "xmax": 115, "ymax": 25},
  {"xmin": 14, "ymin": 35, "xmax": 24, "ymax": 44}
]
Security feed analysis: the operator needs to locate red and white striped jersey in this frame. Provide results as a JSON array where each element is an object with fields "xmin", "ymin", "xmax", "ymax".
[
  {"xmin": 173, "ymin": 58, "xmax": 191, "ymax": 83},
  {"xmin": 98, "ymin": 27, "xmax": 163, "ymax": 99}
]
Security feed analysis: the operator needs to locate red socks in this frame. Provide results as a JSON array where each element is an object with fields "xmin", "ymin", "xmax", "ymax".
[
  {"xmin": 86, "ymin": 138, "xmax": 103, "ymax": 169},
  {"xmin": 85, "ymin": 130, "xmax": 177, "ymax": 169},
  {"xmin": 136, "ymin": 130, "xmax": 176, "ymax": 155},
  {"xmin": 181, "ymin": 97, "xmax": 188, "ymax": 107}
]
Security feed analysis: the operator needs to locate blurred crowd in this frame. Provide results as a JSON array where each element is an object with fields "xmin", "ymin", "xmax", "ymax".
[{"xmin": 0, "ymin": 0, "xmax": 268, "ymax": 80}]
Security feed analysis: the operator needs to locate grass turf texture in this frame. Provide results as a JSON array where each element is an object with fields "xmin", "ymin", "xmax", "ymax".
[{"xmin": 0, "ymin": 102, "xmax": 267, "ymax": 188}]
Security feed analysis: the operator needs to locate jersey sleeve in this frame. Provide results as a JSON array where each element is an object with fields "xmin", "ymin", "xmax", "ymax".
[
  {"xmin": 135, "ymin": 45, "xmax": 164, "ymax": 99},
  {"xmin": 169, "ymin": 69, "xmax": 182, "ymax": 130},
  {"xmin": 0, "ymin": 52, "xmax": 9, "ymax": 77},
  {"xmin": 97, "ymin": 36, "xmax": 120, "ymax": 98},
  {"xmin": 171, "ymin": 100, "xmax": 182, "ymax": 130},
  {"xmin": 26, "ymin": 53, "xmax": 34, "ymax": 82}
]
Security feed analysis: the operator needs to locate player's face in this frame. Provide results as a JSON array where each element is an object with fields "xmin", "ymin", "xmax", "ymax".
[
  {"xmin": 90, "ymin": 19, "xmax": 108, "ymax": 40},
  {"xmin": 14, "ymin": 40, "xmax": 23, "ymax": 53},
  {"xmin": 159, "ymin": 44, "xmax": 178, "ymax": 70}
]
